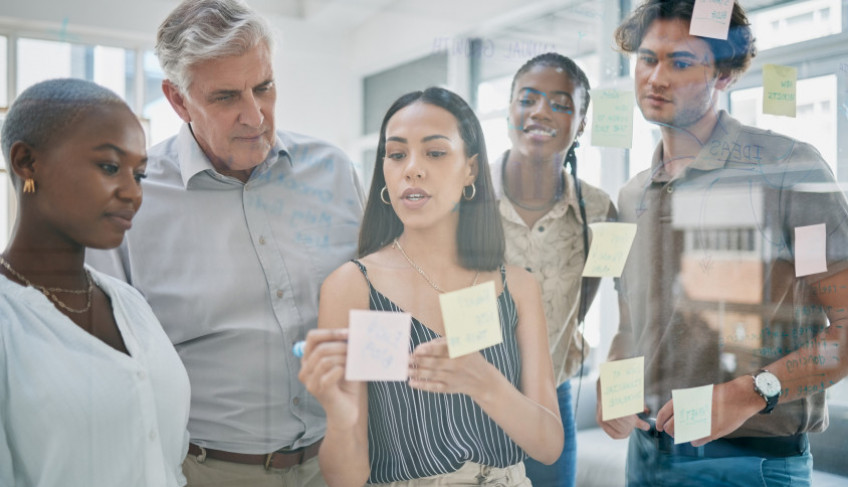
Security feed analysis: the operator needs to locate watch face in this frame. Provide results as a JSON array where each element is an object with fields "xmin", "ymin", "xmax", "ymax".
[{"xmin": 756, "ymin": 372, "xmax": 781, "ymax": 396}]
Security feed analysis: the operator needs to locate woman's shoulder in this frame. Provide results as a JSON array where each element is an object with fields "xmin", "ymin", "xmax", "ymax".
[{"xmin": 503, "ymin": 264, "xmax": 541, "ymax": 299}]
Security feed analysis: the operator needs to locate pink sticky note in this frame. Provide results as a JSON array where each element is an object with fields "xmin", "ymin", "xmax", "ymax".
[
  {"xmin": 795, "ymin": 224, "xmax": 827, "ymax": 277},
  {"xmin": 689, "ymin": 0, "xmax": 734, "ymax": 40},
  {"xmin": 345, "ymin": 310, "xmax": 411, "ymax": 381}
]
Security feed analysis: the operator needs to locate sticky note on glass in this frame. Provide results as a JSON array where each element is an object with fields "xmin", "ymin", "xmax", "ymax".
[
  {"xmin": 672, "ymin": 384, "xmax": 713, "ymax": 444},
  {"xmin": 795, "ymin": 223, "xmax": 827, "ymax": 277},
  {"xmin": 689, "ymin": 0, "xmax": 734, "ymax": 40},
  {"xmin": 599, "ymin": 356, "xmax": 644, "ymax": 421},
  {"xmin": 439, "ymin": 281, "xmax": 502, "ymax": 358},
  {"xmin": 345, "ymin": 310, "xmax": 411, "ymax": 381},
  {"xmin": 763, "ymin": 64, "xmax": 797, "ymax": 117},
  {"xmin": 582, "ymin": 222, "xmax": 637, "ymax": 277},
  {"xmin": 590, "ymin": 89, "xmax": 634, "ymax": 148}
]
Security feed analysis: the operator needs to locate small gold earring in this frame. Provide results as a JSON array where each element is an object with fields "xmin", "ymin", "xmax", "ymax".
[{"xmin": 23, "ymin": 178, "xmax": 36, "ymax": 194}]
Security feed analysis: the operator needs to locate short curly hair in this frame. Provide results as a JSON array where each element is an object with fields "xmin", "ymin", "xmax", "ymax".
[
  {"xmin": 614, "ymin": 0, "xmax": 757, "ymax": 81},
  {"xmin": 2, "ymin": 78, "xmax": 128, "ymax": 186}
]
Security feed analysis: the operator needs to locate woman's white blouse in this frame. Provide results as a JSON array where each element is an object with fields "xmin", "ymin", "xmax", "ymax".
[{"xmin": 0, "ymin": 268, "xmax": 190, "ymax": 486}]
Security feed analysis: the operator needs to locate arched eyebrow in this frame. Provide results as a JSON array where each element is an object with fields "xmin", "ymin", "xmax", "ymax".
[
  {"xmin": 638, "ymin": 47, "xmax": 699, "ymax": 61},
  {"xmin": 386, "ymin": 135, "xmax": 451, "ymax": 144},
  {"xmin": 92, "ymin": 143, "xmax": 127, "ymax": 155}
]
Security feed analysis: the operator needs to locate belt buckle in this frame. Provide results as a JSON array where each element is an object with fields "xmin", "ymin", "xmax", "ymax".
[{"xmin": 264, "ymin": 447, "xmax": 305, "ymax": 470}]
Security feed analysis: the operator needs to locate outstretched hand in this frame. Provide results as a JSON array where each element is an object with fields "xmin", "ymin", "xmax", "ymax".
[
  {"xmin": 407, "ymin": 337, "xmax": 496, "ymax": 397},
  {"xmin": 298, "ymin": 328, "xmax": 361, "ymax": 427},
  {"xmin": 655, "ymin": 376, "xmax": 763, "ymax": 447}
]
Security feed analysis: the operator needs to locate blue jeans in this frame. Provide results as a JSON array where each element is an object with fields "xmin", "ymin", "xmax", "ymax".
[
  {"xmin": 524, "ymin": 381, "xmax": 576, "ymax": 487},
  {"xmin": 626, "ymin": 427, "xmax": 812, "ymax": 486}
]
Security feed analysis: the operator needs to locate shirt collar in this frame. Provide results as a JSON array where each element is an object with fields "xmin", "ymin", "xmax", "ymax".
[
  {"xmin": 493, "ymin": 150, "xmax": 583, "ymax": 225},
  {"xmin": 650, "ymin": 110, "xmax": 742, "ymax": 183},
  {"xmin": 177, "ymin": 124, "xmax": 288, "ymax": 188}
]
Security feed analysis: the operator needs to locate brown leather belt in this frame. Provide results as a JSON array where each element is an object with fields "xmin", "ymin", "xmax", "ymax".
[{"xmin": 188, "ymin": 439, "xmax": 322, "ymax": 470}]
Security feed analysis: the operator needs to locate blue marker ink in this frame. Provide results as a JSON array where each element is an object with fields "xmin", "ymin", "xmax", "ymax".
[{"xmin": 293, "ymin": 341, "xmax": 306, "ymax": 358}]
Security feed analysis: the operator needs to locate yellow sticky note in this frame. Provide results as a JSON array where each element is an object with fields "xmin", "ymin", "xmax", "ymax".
[
  {"xmin": 582, "ymin": 222, "xmax": 637, "ymax": 277},
  {"xmin": 672, "ymin": 384, "xmax": 714, "ymax": 444},
  {"xmin": 439, "ymin": 281, "xmax": 502, "ymax": 358},
  {"xmin": 599, "ymin": 357, "xmax": 644, "ymax": 421},
  {"xmin": 590, "ymin": 89, "xmax": 634, "ymax": 148},
  {"xmin": 763, "ymin": 64, "xmax": 797, "ymax": 117}
]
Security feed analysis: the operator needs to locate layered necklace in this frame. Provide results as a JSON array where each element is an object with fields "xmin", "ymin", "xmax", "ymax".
[
  {"xmin": 393, "ymin": 239, "xmax": 479, "ymax": 293},
  {"xmin": 501, "ymin": 150, "xmax": 565, "ymax": 212},
  {"xmin": 0, "ymin": 255, "xmax": 94, "ymax": 314}
]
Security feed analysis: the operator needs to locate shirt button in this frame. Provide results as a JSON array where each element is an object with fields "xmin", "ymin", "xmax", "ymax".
[
  {"xmin": 137, "ymin": 371, "xmax": 146, "ymax": 380},
  {"xmin": 293, "ymin": 397, "xmax": 301, "ymax": 406},
  {"xmin": 259, "ymin": 236, "xmax": 267, "ymax": 245},
  {"xmin": 149, "ymin": 430, "xmax": 157, "ymax": 441},
  {"xmin": 525, "ymin": 267, "xmax": 532, "ymax": 272},
  {"xmin": 666, "ymin": 185, "xmax": 674, "ymax": 194},
  {"xmin": 276, "ymin": 290, "xmax": 284, "ymax": 298},
  {"xmin": 538, "ymin": 226, "xmax": 545, "ymax": 232}
]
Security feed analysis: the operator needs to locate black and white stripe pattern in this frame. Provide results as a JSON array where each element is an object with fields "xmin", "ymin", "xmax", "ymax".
[{"xmin": 351, "ymin": 261, "xmax": 526, "ymax": 484}]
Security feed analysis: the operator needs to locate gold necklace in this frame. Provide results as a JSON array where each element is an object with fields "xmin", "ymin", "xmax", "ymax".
[
  {"xmin": 0, "ymin": 256, "xmax": 94, "ymax": 314},
  {"xmin": 392, "ymin": 239, "xmax": 479, "ymax": 294}
]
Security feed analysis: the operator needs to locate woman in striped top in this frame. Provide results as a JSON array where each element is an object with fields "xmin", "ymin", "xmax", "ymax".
[{"xmin": 298, "ymin": 87, "xmax": 563, "ymax": 486}]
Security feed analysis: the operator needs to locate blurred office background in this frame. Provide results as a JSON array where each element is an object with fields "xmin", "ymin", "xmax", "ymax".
[{"xmin": 1, "ymin": 1, "xmax": 847, "ymax": 484}]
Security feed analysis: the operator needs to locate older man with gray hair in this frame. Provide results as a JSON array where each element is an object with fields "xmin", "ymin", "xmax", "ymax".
[{"xmin": 89, "ymin": 1, "xmax": 363, "ymax": 485}]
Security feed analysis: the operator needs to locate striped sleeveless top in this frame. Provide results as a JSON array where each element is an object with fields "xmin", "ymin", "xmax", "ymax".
[{"xmin": 351, "ymin": 260, "xmax": 526, "ymax": 483}]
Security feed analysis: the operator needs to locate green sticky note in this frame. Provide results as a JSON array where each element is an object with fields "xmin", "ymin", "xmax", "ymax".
[
  {"xmin": 763, "ymin": 64, "xmax": 797, "ymax": 117},
  {"xmin": 439, "ymin": 281, "xmax": 502, "ymax": 358},
  {"xmin": 590, "ymin": 89, "xmax": 634, "ymax": 148},
  {"xmin": 672, "ymin": 384, "xmax": 714, "ymax": 444},
  {"xmin": 599, "ymin": 357, "xmax": 645, "ymax": 421}
]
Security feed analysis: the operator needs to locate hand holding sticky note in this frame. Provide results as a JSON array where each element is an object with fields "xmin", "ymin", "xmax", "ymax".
[
  {"xmin": 599, "ymin": 356, "xmax": 645, "ymax": 421},
  {"xmin": 345, "ymin": 310, "xmax": 411, "ymax": 381},
  {"xmin": 583, "ymin": 222, "xmax": 637, "ymax": 277},
  {"xmin": 763, "ymin": 64, "xmax": 797, "ymax": 117},
  {"xmin": 589, "ymin": 89, "xmax": 634, "ymax": 149},
  {"xmin": 439, "ymin": 281, "xmax": 502, "ymax": 358},
  {"xmin": 671, "ymin": 384, "xmax": 714, "ymax": 444}
]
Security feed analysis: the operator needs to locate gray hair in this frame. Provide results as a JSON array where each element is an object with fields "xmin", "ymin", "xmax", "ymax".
[
  {"xmin": 155, "ymin": 0, "xmax": 274, "ymax": 92},
  {"xmin": 1, "ymin": 78, "xmax": 127, "ymax": 185}
]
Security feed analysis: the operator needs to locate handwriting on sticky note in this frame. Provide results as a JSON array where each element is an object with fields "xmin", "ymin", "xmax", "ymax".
[
  {"xmin": 795, "ymin": 223, "xmax": 827, "ymax": 277},
  {"xmin": 589, "ymin": 89, "xmax": 634, "ymax": 149},
  {"xmin": 345, "ymin": 310, "xmax": 411, "ymax": 381},
  {"xmin": 599, "ymin": 357, "xmax": 644, "ymax": 421},
  {"xmin": 439, "ymin": 281, "xmax": 502, "ymax": 358},
  {"xmin": 672, "ymin": 384, "xmax": 714, "ymax": 444},
  {"xmin": 582, "ymin": 223, "xmax": 637, "ymax": 277},
  {"xmin": 689, "ymin": 0, "xmax": 734, "ymax": 40},
  {"xmin": 763, "ymin": 64, "xmax": 797, "ymax": 117}
]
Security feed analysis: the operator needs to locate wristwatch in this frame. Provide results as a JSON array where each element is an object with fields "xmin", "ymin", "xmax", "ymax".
[{"xmin": 753, "ymin": 370, "xmax": 781, "ymax": 414}]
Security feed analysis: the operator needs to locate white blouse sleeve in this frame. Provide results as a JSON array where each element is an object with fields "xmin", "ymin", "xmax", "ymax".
[{"xmin": 0, "ymin": 328, "xmax": 14, "ymax": 487}]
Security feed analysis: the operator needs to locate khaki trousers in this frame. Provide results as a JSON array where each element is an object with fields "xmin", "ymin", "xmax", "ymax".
[
  {"xmin": 182, "ymin": 451, "xmax": 326, "ymax": 487},
  {"xmin": 370, "ymin": 462, "xmax": 532, "ymax": 486}
]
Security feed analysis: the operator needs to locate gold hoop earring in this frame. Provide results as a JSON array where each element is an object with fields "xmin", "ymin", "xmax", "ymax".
[
  {"xmin": 380, "ymin": 186, "xmax": 391, "ymax": 205},
  {"xmin": 463, "ymin": 183, "xmax": 476, "ymax": 201},
  {"xmin": 23, "ymin": 178, "xmax": 36, "ymax": 194}
]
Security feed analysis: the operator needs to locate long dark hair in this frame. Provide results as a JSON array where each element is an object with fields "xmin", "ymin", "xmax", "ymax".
[{"xmin": 358, "ymin": 87, "xmax": 505, "ymax": 271}]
